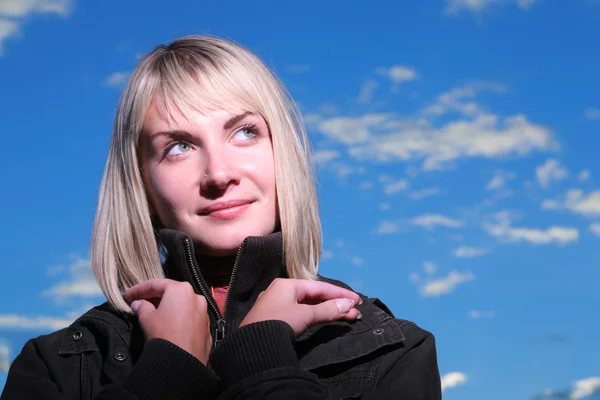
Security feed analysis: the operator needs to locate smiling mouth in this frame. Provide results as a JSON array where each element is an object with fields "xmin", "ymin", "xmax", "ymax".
[{"xmin": 200, "ymin": 200, "xmax": 253, "ymax": 220}]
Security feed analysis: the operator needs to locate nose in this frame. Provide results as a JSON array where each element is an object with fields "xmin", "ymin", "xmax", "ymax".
[{"xmin": 200, "ymin": 146, "xmax": 239, "ymax": 192}]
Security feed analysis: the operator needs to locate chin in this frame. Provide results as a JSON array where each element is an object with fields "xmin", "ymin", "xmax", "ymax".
[{"xmin": 190, "ymin": 224, "xmax": 274, "ymax": 256}]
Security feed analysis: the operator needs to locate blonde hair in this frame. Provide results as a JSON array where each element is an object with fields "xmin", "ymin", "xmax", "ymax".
[{"xmin": 92, "ymin": 36, "xmax": 321, "ymax": 312}]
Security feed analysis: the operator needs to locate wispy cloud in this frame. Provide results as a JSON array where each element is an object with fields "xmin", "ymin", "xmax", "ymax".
[
  {"xmin": 379, "ymin": 175, "xmax": 409, "ymax": 194},
  {"xmin": 485, "ymin": 212, "xmax": 579, "ymax": 245},
  {"xmin": 315, "ymin": 83, "xmax": 556, "ymax": 171},
  {"xmin": 312, "ymin": 149, "xmax": 340, "ymax": 165},
  {"xmin": 103, "ymin": 71, "xmax": 130, "ymax": 88},
  {"xmin": 375, "ymin": 220, "xmax": 401, "ymax": 234},
  {"xmin": 376, "ymin": 65, "xmax": 418, "ymax": 84},
  {"xmin": 410, "ymin": 187, "xmax": 441, "ymax": 200},
  {"xmin": 0, "ymin": 0, "xmax": 72, "ymax": 56},
  {"xmin": 453, "ymin": 246, "xmax": 488, "ymax": 258},
  {"xmin": 536, "ymin": 159, "xmax": 568, "ymax": 188},
  {"xmin": 441, "ymin": 371, "xmax": 468, "ymax": 392},
  {"xmin": 445, "ymin": 0, "xmax": 537, "ymax": 14},
  {"xmin": 411, "ymin": 214, "xmax": 463, "ymax": 230},
  {"xmin": 589, "ymin": 223, "xmax": 600, "ymax": 237},
  {"xmin": 543, "ymin": 189, "xmax": 600, "ymax": 217},
  {"xmin": 584, "ymin": 107, "xmax": 600, "ymax": 120},
  {"xmin": 42, "ymin": 255, "xmax": 103, "ymax": 300},
  {"xmin": 420, "ymin": 271, "xmax": 475, "ymax": 297},
  {"xmin": 535, "ymin": 376, "xmax": 600, "ymax": 400},
  {"xmin": 357, "ymin": 80, "xmax": 378, "ymax": 104},
  {"xmin": 486, "ymin": 170, "xmax": 515, "ymax": 191},
  {"xmin": 0, "ymin": 341, "xmax": 9, "ymax": 373},
  {"xmin": 577, "ymin": 169, "xmax": 591, "ymax": 182},
  {"xmin": 0, "ymin": 314, "xmax": 72, "ymax": 331}
]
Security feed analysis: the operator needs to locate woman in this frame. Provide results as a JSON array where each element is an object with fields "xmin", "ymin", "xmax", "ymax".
[{"xmin": 1, "ymin": 36, "xmax": 441, "ymax": 400}]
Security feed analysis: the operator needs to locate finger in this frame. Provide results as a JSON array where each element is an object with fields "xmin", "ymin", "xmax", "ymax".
[
  {"xmin": 309, "ymin": 298, "xmax": 357, "ymax": 325},
  {"xmin": 295, "ymin": 280, "xmax": 360, "ymax": 305},
  {"xmin": 125, "ymin": 279, "xmax": 176, "ymax": 302},
  {"xmin": 130, "ymin": 299, "xmax": 156, "ymax": 319},
  {"xmin": 340, "ymin": 308, "xmax": 361, "ymax": 321}
]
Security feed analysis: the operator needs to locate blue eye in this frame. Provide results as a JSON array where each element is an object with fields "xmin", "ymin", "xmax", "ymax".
[
  {"xmin": 167, "ymin": 142, "xmax": 192, "ymax": 156},
  {"xmin": 234, "ymin": 126, "xmax": 257, "ymax": 141}
]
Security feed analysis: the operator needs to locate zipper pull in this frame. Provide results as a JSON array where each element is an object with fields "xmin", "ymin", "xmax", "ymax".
[{"xmin": 214, "ymin": 318, "xmax": 226, "ymax": 347}]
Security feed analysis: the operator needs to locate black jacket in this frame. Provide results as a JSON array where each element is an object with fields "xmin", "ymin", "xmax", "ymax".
[{"xmin": 1, "ymin": 230, "xmax": 441, "ymax": 400}]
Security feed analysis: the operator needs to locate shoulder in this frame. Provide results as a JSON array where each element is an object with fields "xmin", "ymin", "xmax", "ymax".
[
  {"xmin": 22, "ymin": 302, "xmax": 137, "ymax": 358},
  {"xmin": 317, "ymin": 274, "xmax": 435, "ymax": 345}
]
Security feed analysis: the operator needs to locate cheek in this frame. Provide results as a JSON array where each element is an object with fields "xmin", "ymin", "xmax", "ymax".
[{"xmin": 145, "ymin": 168, "xmax": 191, "ymax": 215}]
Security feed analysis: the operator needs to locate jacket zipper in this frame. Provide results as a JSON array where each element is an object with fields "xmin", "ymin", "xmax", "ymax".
[{"xmin": 182, "ymin": 237, "xmax": 245, "ymax": 347}]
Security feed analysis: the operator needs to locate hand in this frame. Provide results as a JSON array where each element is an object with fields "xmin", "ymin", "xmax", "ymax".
[
  {"xmin": 125, "ymin": 279, "xmax": 212, "ymax": 365},
  {"xmin": 239, "ymin": 278, "xmax": 362, "ymax": 336}
]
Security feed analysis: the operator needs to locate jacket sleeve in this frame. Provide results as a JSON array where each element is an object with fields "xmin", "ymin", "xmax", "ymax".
[
  {"xmin": 209, "ymin": 320, "xmax": 441, "ymax": 400},
  {"xmin": 1, "ymin": 338, "xmax": 218, "ymax": 400}
]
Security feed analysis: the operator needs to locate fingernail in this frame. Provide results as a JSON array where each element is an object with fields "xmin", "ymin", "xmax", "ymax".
[
  {"xmin": 130, "ymin": 300, "xmax": 140, "ymax": 313},
  {"xmin": 335, "ymin": 298, "xmax": 355, "ymax": 314},
  {"xmin": 358, "ymin": 298, "xmax": 363, "ymax": 305},
  {"xmin": 357, "ymin": 311, "xmax": 363, "ymax": 320}
]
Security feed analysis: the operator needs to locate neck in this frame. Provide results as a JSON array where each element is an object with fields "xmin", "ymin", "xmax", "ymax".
[{"xmin": 196, "ymin": 253, "xmax": 236, "ymax": 287}]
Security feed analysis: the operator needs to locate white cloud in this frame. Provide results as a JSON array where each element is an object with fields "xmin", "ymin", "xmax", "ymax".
[
  {"xmin": 315, "ymin": 82, "xmax": 556, "ymax": 171},
  {"xmin": 421, "ymin": 270, "xmax": 475, "ymax": 297},
  {"xmin": 589, "ymin": 223, "xmax": 600, "ymax": 237},
  {"xmin": 543, "ymin": 189, "xmax": 600, "ymax": 217},
  {"xmin": 383, "ymin": 179, "xmax": 409, "ymax": 194},
  {"xmin": 468, "ymin": 310, "xmax": 495, "ymax": 319},
  {"xmin": 585, "ymin": 108, "xmax": 600, "ymax": 120},
  {"xmin": 0, "ymin": 342, "xmax": 9, "ymax": 373},
  {"xmin": 0, "ymin": 0, "xmax": 71, "ymax": 56},
  {"xmin": 43, "ymin": 255, "xmax": 103, "ymax": 300},
  {"xmin": 445, "ymin": 0, "xmax": 537, "ymax": 14},
  {"xmin": 485, "ymin": 214, "xmax": 579, "ymax": 245},
  {"xmin": 536, "ymin": 159, "xmax": 568, "ymax": 188},
  {"xmin": 0, "ymin": 314, "xmax": 72, "ymax": 331},
  {"xmin": 411, "ymin": 214, "xmax": 463, "ymax": 230},
  {"xmin": 564, "ymin": 190, "xmax": 600, "ymax": 217},
  {"xmin": 0, "ymin": 0, "xmax": 71, "ymax": 17},
  {"xmin": 377, "ymin": 65, "xmax": 418, "ymax": 84},
  {"xmin": 453, "ymin": 246, "xmax": 488, "ymax": 258},
  {"xmin": 577, "ymin": 169, "xmax": 591, "ymax": 182},
  {"xmin": 357, "ymin": 80, "xmax": 378, "ymax": 104},
  {"xmin": 571, "ymin": 377, "xmax": 600, "ymax": 399},
  {"xmin": 103, "ymin": 71, "xmax": 130, "ymax": 88},
  {"xmin": 423, "ymin": 82, "xmax": 506, "ymax": 118},
  {"xmin": 321, "ymin": 250, "xmax": 333, "ymax": 260},
  {"xmin": 0, "ymin": 19, "xmax": 18, "ymax": 55},
  {"xmin": 312, "ymin": 150, "xmax": 340, "ymax": 165},
  {"xmin": 486, "ymin": 170, "xmax": 515, "ymax": 191},
  {"xmin": 441, "ymin": 372, "xmax": 468, "ymax": 392},
  {"xmin": 375, "ymin": 220, "xmax": 401, "ymax": 234},
  {"xmin": 410, "ymin": 187, "xmax": 441, "ymax": 200}
]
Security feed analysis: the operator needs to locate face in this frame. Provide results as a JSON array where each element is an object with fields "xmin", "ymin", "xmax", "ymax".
[{"xmin": 139, "ymin": 105, "xmax": 278, "ymax": 256}]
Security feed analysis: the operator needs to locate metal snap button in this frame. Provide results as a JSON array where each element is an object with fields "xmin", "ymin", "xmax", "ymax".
[
  {"xmin": 114, "ymin": 351, "xmax": 127, "ymax": 362},
  {"xmin": 72, "ymin": 330, "xmax": 83, "ymax": 341},
  {"xmin": 373, "ymin": 328, "xmax": 385, "ymax": 335}
]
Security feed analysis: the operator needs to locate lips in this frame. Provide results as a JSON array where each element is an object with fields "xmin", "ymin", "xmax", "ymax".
[{"xmin": 200, "ymin": 200, "xmax": 253, "ymax": 220}]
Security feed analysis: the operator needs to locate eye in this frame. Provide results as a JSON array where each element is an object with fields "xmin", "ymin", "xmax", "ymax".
[
  {"xmin": 167, "ymin": 141, "xmax": 192, "ymax": 156},
  {"xmin": 233, "ymin": 125, "xmax": 258, "ymax": 142}
]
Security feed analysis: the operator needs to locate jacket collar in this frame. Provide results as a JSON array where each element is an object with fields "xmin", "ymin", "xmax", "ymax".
[{"xmin": 158, "ymin": 228, "xmax": 287, "ymax": 329}]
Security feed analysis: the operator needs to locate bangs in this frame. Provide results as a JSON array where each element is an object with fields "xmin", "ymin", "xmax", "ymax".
[{"xmin": 148, "ymin": 47, "xmax": 264, "ymax": 125}]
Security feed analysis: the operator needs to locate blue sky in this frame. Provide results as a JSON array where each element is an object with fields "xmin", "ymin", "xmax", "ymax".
[{"xmin": 1, "ymin": 0, "xmax": 599, "ymax": 398}]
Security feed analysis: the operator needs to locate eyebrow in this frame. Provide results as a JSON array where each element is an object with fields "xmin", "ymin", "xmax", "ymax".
[
  {"xmin": 223, "ymin": 111, "xmax": 255, "ymax": 130},
  {"xmin": 151, "ymin": 111, "xmax": 256, "ymax": 140}
]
